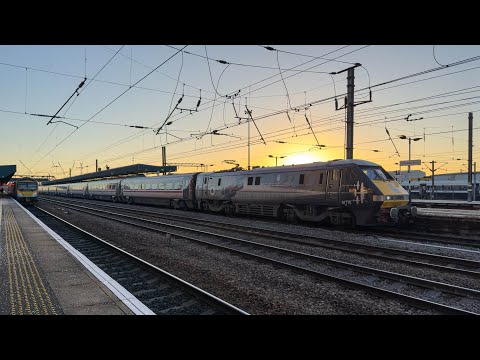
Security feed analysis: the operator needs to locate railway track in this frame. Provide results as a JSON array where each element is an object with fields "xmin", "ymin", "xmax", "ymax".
[
  {"xmin": 37, "ymin": 197, "xmax": 480, "ymax": 314},
  {"xmin": 369, "ymin": 228, "xmax": 480, "ymax": 249},
  {"xmin": 28, "ymin": 205, "xmax": 248, "ymax": 315},
  {"xmin": 40, "ymin": 197, "xmax": 480, "ymax": 278}
]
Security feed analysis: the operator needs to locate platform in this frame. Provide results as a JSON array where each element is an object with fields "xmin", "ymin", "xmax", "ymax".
[
  {"xmin": 0, "ymin": 195, "xmax": 136, "ymax": 315},
  {"xmin": 413, "ymin": 199, "xmax": 480, "ymax": 206},
  {"xmin": 417, "ymin": 207, "xmax": 480, "ymax": 220}
]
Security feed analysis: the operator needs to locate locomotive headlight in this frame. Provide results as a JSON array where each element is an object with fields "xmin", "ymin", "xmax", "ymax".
[{"xmin": 386, "ymin": 195, "xmax": 392, "ymax": 200}]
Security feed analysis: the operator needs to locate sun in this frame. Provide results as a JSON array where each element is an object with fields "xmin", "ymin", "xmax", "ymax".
[{"xmin": 283, "ymin": 153, "xmax": 322, "ymax": 166}]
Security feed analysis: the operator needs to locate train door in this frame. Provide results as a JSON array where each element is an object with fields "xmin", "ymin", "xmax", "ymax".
[
  {"xmin": 208, "ymin": 176, "xmax": 218, "ymax": 198},
  {"xmin": 200, "ymin": 175, "xmax": 210, "ymax": 198},
  {"xmin": 327, "ymin": 168, "xmax": 341, "ymax": 202}
]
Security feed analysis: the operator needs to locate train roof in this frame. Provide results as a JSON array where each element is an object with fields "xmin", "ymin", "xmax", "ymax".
[
  {"xmin": 201, "ymin": 159, "xmax": 381, "ymax": 176},
  {"xmin": 14, "ymin": 177, "xmax": 38, "ymax": 182}
]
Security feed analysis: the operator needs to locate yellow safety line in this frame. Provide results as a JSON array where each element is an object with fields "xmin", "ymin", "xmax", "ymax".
[
  {"xmin": 10, "ymin": 210, "xmax": 47, "ymax": 315},
  {"xmin": 13, "ymin": 204, "xmax": 57, "ymax": 314},
  {"xmin": 9, "ymin": 209, "xmax": 41, "ymax": 315},
  {"xmin": 7, "ymin": 204, "xmax": 57, "ymax": 315},
  {"xmin": 8, "ymin": 208, "xmax": 36, "ymax": 314},
  {"xmin": 10, "ymin": 209, "xmax": 57, "ymax": 315},
  {"xmin": 3, "ymin": 202, "xmax": 16, "ymax": 314},
  {"xmin": 5, "ymin": 208, "xmax": 23, "ymax": 314},
  {"xmin": 8, "ymin": 207, "xmax": 33, "ymax": 314}
]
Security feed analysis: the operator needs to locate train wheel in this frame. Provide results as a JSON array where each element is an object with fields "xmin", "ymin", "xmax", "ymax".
[
  {"xmin": 179, "ymin": 201, "xmax": 187, "ymax": 211},
  {"xmin": 202, "ymin": 202, "xmax": 209, "ymax": 212},
  {"xmin": 350, "ymin": 215, "xmax": 357, "ymax": 229},
  {"xmin": 285, "ymin": 208, "xmax": 297, "ymax": 224}
]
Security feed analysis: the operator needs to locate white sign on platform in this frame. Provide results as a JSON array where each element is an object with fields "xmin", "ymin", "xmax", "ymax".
[{"xmin": 400, "ymin": 160, "xmax": 421, "ymax": 166}]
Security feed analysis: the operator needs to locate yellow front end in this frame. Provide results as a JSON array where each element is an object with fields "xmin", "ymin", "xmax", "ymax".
[{"xmin": 371, "ymin": 180, "xmax": 409, "ymax": 208}]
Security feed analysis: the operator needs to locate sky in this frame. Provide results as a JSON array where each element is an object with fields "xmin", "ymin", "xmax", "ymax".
[{"xmin": 1, "ymin": 44, "xmax": 480, "ymax": 179}]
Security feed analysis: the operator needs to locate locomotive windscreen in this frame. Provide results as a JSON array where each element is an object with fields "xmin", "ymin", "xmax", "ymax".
[
  {"xmin": 360, "ymin": 166, "xmax": 393, "ymax": 181},
  {"xmin": 17, "ymin": 182, "xmax": 38, "ymax": 190}
]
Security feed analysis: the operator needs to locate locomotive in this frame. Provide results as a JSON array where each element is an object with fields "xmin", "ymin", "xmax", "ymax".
[
  {"xmin": 9, "ymin": 177, "xmax": 39, "ymax": 205},
  {"xmin": 39, "ymin": 159, "xmax": 417, "ymax": 226}
]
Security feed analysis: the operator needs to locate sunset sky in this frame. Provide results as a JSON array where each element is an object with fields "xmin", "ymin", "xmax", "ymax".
[{"xmin": 1, "ymin": 45, "xmax": 479, "ymax": 178}]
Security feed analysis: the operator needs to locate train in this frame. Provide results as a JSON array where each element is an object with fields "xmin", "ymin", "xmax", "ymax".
[
  {"xmin": 8, "ymin": 177, "xmax": 39, "ymax": 204},
  {"xmin": 39, "ymin": 159, "xmax": 417, "ymax": 226},
  {"xmin": 407, "ymin": 179, "xmax": 479, "ymax": 200}
]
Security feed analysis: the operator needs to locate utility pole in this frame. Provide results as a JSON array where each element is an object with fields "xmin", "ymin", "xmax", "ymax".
[
  {"xmin": 346, "ymin": 67, "xmax": 355, "ymax": 159},
  {"xmin": 162, "ymin": 146, "xmax": 166, "ymax": 175},
  {"xmin": 332, "ymin": 63, "xmax": 371, "ymax": 160},
  {"xmin": 423, "ymin": 160, "xmax": 447, "ymax": 200},
  {"xmin": 474, "ymin": 162, "xmax": 477, "ymax": 201},
  {"xmin": 468, "ymin": 112, "xmax": 473, "ymax": 202},
  {"xmin": 248, "ymin": 115, "xmax": 250, "ymax": 170},
  {"xmin": 431, "ymin": 161, "xmax": 435, "ymax": 200},
  {"xmin": 244, "ymin": 106, "xmax": 266, "ymax": 170},
  {"xmin": 399, "ymin": 135, "xmax": 422, "ymax": 202},
  {"xmin": 96, "ymin": 159, "xmax": 98, "ymax": 172}
]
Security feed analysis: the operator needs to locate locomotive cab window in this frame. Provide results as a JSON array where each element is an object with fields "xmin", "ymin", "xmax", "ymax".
[
  {"xmin": 255, "ymin": 177, "xmax": 261, "ymax": 185},
  {"xmin": 299, "ymin": 174, "xmax": 305, "ymax": 185},
  {"xmin": 218, "ymin": 178, "xmax": 222, "ymax": 186},
  {"xmin": 248, "ymin": 177, "xmax": 253, "ymax": 185},
  {"xmin": 361, "ymin": 166, "xmax": 393, "ymax": 181}
]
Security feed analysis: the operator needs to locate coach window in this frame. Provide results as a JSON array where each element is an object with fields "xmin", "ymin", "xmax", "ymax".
[
  {"xmin": 255, "ymin": 176, "xmax": 261, "ymax": 185},
  {"xmin": 299, "ymin": 174, "xmax": 305, "ymax": 185},
  {"xmin": 248, "ymin": 177, "xmax": 253, "ymax": 185},
  {"xmin": 218, "ymin": 178, "xmax": 222, "ymax": 186},
  {"xmin": 204, "ymin": 177, "xmax": 208, "ymax": 184},
  {"xmin": 146, "ymin": 183, "xmax": 151, "ymax": 190},
  {"xmin": 319, "ymin": 173, "xmax": 324, "ymax": 184}
]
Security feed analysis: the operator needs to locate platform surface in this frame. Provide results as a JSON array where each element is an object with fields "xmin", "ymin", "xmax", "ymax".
[{"xmin": 0, "ymin": 195, "xmax": 134, "ymax": 315}]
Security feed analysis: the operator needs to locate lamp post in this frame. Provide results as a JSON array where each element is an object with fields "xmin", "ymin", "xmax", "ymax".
[
  {"xmin": 398, "ymin": 135, "xmax": 422, "ymax": 202},
  {"xmin": 268, "ymin": 155, "xmax": 286, "ymax": 166}
]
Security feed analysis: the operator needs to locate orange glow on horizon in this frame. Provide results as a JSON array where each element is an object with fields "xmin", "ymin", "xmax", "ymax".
[{"xmin": 283, "ymin": 153, "xmax": 323, "ymax": 166}]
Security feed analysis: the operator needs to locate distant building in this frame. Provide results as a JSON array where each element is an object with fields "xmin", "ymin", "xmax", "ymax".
[{"xmin": 388, "ymin": 169, "xmax": 479, "ymax": 200}]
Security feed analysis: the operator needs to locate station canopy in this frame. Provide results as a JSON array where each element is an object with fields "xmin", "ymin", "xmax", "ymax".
[
  {"xmin": 41, "ymin": 164, "xmax": 177, "ymax": 185},
  {"xmin": 0, "ymin": 165, "xmax": 16, "ymax": 185}
]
